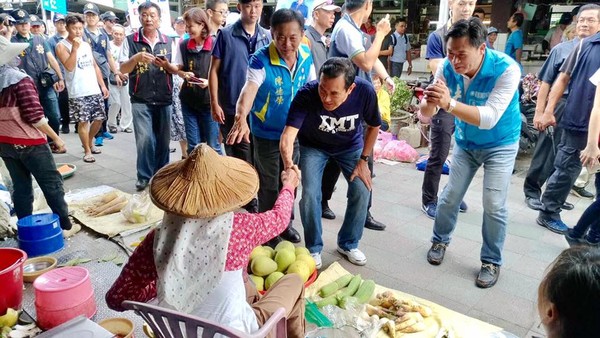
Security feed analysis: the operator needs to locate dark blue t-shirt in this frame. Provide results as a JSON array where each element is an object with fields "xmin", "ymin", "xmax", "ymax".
[{"xmin": 286, "ymin": 77, "xmax": 381, "ymax": 154}]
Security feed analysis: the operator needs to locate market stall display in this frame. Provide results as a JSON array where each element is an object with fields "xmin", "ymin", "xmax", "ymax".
[{"xmin": 307, "ymin": 262, "xmax": 504, "ymax": 337}]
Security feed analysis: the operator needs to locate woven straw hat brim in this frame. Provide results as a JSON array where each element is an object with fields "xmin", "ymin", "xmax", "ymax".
[{"xmin": 149, "ymin": 144, "xmax": 259, "ymax": 218}]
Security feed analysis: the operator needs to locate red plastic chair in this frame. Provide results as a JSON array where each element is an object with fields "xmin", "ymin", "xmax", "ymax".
[{"xmin": 122, "ymin": 300, "xmax": 287, "ymax": 338}]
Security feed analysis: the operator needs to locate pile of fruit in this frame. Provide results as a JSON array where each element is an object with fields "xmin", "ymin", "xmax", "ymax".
[
  {"xmin": 314, "ymin": 273, "xmax": 376, "ymax": 309},
  {"xmin": 248, "ymin": 241, "xmax": 317, "ymax": 292}
]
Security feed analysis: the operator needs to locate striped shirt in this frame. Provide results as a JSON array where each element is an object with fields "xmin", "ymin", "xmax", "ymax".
[{"xmin": 0, "ymin": 77, "xmax": 47, "ymax": 145}]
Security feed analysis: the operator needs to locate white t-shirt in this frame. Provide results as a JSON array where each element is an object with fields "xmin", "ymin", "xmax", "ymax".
[
  {"xmin": 59, "ymin": 39, "xmax": 101, "ymax": 98},
  {"xmin": 590, "ymin": 67, "xmax": 600, "ymax": 86}
]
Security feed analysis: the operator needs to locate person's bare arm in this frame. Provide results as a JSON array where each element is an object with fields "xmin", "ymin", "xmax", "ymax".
[
  {"xmin": 120, "ymin": 52, "xmax": 154, "ymax": 74},
  {"xmin": 515, "ymin": 48, "xmax": 522, "ymax": 64},
  {"xmin": 55, "ymin": 42, "xmax": 77, "ymax": 72},
  {"xmin": 538, "ymin": 72, "xmax": 571, "ymax": 131},
  {"xmin": 533, "ymin": 81, "xmax": 551, "ymax": 129},
  {"xmin": 379, "ymin": 45, "xmax": 392, "ymax": 56},
  {"xmin": 209, "ymin": 56, "xmax": 225, "ymax": 124},
  {"xmin": 46, "ymin": 51, "xmax": 64, "ymax": 92},
  {"xmin": 349, "ymin": 124, "xmax": 379, "ymax": 191},
  {"xmin": 280, "ymin": 126, "xmax": 300, "ymax": 170},
  {"xmin": 226, "ymin": 81, "xmax": 260, "ymax": 144},
  {"xmin": 428, "ymin": 58, "xmax": 442, "ymax": 75},
  {"xmin": 351, "ymin": 16, "xmax": 391, "ymax": 72},
  {"xmin": 93, "ymin": 59, "xmax": 109, "ymax": 99}
]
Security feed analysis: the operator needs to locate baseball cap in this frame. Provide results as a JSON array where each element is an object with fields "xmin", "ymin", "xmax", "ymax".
[
  {"xmin": 487, "ymin": 27, "xmax": 498, "ymax": 35},
  {"xmin": 29, "ymin": 15, "xmax": 43, "ymax": 26},
  {"xmin": 102, "ymin": 11, "xmax": 118, "ymax": 21},
  {"xmin": 83, "ymin": 3, "xmax": 100, "ymax": 15},
  {"xmin": 559, "ymin": 12, "xmax": 572, "ymax": 25},
  {"xmin": 174, "ymin": 16, "xmax": 184, "ymax": 24},
  {"xmin": 313, "ymin": 0, "xmax": 341, "ymax": 12},
  {"xmin": 10, "ymin": 9, "xmax": 30, "ymax": 24},
  {"xmin": 53, "ymin": 13, "xmax": 65, "ymax": 22}
]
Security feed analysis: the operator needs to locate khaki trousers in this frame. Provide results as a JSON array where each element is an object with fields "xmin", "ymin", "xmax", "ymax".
[{"xmin": 244, "ymin": 273, "xmax": 305, "ymax": 338}]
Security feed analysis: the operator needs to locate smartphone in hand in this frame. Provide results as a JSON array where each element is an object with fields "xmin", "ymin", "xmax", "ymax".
[{"xmin": 156, "ymin": 54, "xmax": 167, "ymax": 60}]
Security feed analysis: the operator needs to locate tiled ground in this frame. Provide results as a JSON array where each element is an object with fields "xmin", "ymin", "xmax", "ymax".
[{"xmin": 52, "ymin": 129, "xmax": 595, "ymax": 337}]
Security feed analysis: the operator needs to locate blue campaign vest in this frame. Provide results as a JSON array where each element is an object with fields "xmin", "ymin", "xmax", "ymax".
[
  {"xmin": 249, "ymin": 43, "xmax": 313, "ymax": 140},
  {"xmin": 560, "ymin": 33, "xmax": 600, "ymax": 132},
  {"xmin": 442, "ymin": 48, "xmax": 521, "ymax": 150}
]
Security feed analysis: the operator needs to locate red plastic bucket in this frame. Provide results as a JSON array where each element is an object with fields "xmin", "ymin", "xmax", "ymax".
[{"xmin": 0, "ymin": 248, "xmax": 27, "ymax": 315}]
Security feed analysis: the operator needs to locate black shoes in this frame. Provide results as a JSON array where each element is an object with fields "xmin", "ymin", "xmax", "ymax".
[
  {"xmin": 280, "ymin": 225, "xmax": 301, "ymax": 243},
  {"xmin": 476, "ymin": 263, "xmax": 500, "ymax": 288},
  {"xmin": 322, "ymin": 203, "xmax": 336, "ymax": 220},
  {"xmin": 60, "ymin": 126, "xmax": 70, "ymax": 134},
  {"xmin": 525, "ymin": 197, "xmax": 543, "ymax": 210},
  {"xmin": 365, "ymin": 212, "xmax": 386, "ymax": 231},
  {"xmin": 571, "ymin": 186, "xmax": 594, "ymax": 199},
  {"xmin": 135, "ymin": 179, "xmax": 149, "ymax": 191},
  {"xmin": 426, "ymin": 242, "xmax": 447, "ymax": 265},
  {"xmin": 561, "ymin": 201, "xmax": 574, "ymax": 210}
]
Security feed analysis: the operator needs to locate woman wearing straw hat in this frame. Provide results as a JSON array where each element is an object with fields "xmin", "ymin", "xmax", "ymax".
[
  {"xmin": 106, "ymin": 144, "xmax": 306, "ymax": 337},
  {"xmin": 0, "ymin": 36, "xmax": 72, "ymax": 231}
]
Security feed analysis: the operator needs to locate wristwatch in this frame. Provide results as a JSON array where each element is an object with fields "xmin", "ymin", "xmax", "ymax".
[
  {"xmin": 360, "ymin": 154, "xmax": 370, "ymax": 162},
  {"xmin": 447, "ymin": 98, "xmax": 457, "ymax": 113}
]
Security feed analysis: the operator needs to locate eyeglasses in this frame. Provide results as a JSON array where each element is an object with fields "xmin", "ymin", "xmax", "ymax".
[
  {"xmin": 211, "ymin": 9, "xmax": 229, "ymax": 16},
  {"xmin": 577, "ymin": 17, "xmax": 599, "ymax": 24}
]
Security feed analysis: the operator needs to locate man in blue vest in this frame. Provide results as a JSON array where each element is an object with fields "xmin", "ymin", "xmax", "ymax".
[
  {"xmin": 10, "ymin": 9, "xmax": 65, "ymax": 152},
  {"xmin": 420, "ymin": 18, "xmax": 521, "ymax": 288},
  {"xmin": 536, "ymin": 5, "xmax": 600, "ymax": 233},
  {"xmin": 227, "ymin": 9, "xmax": 315, "ymax": 245},
  {"xmin": 119, "ymin": 1, "xmax": 178, "ymax": 191}
]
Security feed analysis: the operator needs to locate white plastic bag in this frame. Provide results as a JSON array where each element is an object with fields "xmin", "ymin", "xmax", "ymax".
[{"xmin": 121, "ymin": 191, "xmax": 152, "ymax": 223}]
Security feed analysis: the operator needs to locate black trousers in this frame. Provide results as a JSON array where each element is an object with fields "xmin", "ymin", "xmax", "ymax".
[
  {"xmin": 219, "ymin": 114, "xmax": 253, "ymax": 164},
  {"xmin": 523, "ymin": 97, "xmax": 567, "ymax": 200},
  {"xmin": 58, "ymin": 88, "xmax": 69, "ymax": 129},
  {"xmin": 540, "ymin": 129, "xmax": 588, "ymax": 220},
  {"xmin": 422, "ymin": 110, "xmax": 455, "ymax": 205}
]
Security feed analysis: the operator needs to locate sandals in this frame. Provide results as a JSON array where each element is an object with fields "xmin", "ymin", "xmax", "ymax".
[
  {"xmin": 90, "ymin": 146, "xmax": 102, "ymax": 154},
  {"xmin": 83, "ymin": 154, "xmax": 95, "ymax": 163}
]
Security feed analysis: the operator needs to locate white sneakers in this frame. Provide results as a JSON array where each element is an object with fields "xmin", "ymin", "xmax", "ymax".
[
  {"xmin": 310, "ymin": 252, "xmax": 322, "ymax": 269},
  {"xmin": 337, "ymin": 247, "xmax": 367, "ymax": 266}
]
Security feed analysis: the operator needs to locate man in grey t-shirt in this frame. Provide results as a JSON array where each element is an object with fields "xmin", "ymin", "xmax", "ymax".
[{"xmin": 389, "ymin": 17, "xmax": 412, "ymax": 78}]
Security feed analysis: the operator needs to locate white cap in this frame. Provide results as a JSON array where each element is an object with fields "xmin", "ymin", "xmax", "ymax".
[{"xmin": 312, "ymin": 0, "xmax": 341, "ymax": 13}]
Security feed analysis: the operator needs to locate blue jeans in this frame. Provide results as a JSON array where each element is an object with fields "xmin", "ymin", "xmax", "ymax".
[
  {"xmin": 181, "ymin": 103, "xmax": 222, "ymax": 155},
  {"xmin": 0, "ymin": 143, "xmax": 71, "ymax": 229},
  {"xmin": 131, "ymin": 103, "xmax": 172, "ymax": 181},
  {"xmin": 300, "ymin": 146, "xmax": 370, "ymax": 253},
  {"xmin": 432, "ymin": 142, "xmax": 518, "ymax": 265},
  {"xmin": 38, "ymin": 86, "xmax": 61, "ymax": 138}
]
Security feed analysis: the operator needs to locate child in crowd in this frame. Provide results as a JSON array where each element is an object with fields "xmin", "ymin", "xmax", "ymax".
[
  {"xmin": 537, "ymin": 247, "xmax": 600, "ymax": 338},
  {"xmin": 372, "ymin": 74, "xmax": 391, "ymax": 131}
]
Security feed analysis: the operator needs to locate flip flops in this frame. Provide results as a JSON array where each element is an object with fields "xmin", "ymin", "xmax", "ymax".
[
  {"xmin": 90, "ymin": 146, "xmax": 102, "ymax": 154},
  {"xmin": 83, "ymin": 154, "xmax": 95, "ymax": 163}
]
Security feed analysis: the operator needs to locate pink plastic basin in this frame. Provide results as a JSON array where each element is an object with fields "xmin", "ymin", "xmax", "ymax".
[
  {"xmin": 33, "ymin": 267, "xmax": 94, "ymax": 311},
  {"xmin": 36, "ymin": 293, "xmax": 97, "ymax": 330},
  {"xmin": 0, "ymin": 248, "xmax": 27, "ymax": 315}
]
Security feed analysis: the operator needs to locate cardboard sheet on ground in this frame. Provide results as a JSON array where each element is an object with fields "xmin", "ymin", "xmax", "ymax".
[
  {"xmin": 66, "ymin": 185, "xmax": 163, "ymax": 238},
  {"xmin": 306, "ymin": 262, "xmax": 503, "ymax": 338}
]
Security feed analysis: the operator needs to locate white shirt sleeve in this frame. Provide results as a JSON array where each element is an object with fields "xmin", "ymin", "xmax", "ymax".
[
  {"xmin": 590, "ymin": 68, "xmax": 600, "ymax": 86},
  {"xmin": 174, "ymin": 44, "xmax": 183, "ymax": 66},
  {"xmin": 477, "ymin": 63, "xmax": 521, "ymax": 130},
  {"xmin": 122, "ymin": 39, "xmax": 130, "ymax": 60},
  {"xmin": 246, "ymin": 67, "xmax": 266, "ymax": 86},
  {"xmin": 307, "ymin": 65, "xmax": 317, "ymax": 81}
]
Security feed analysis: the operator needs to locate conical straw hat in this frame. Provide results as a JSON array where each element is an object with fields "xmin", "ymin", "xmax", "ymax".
[{"xmin": 149, "ymin": 144, "xmax": 259, "ymax": 218}]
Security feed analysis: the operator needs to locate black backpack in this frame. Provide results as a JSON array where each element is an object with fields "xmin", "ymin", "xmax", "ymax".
[{"xmin": 390, "ymin": 33, "xmax": 409, "ymax": 48}]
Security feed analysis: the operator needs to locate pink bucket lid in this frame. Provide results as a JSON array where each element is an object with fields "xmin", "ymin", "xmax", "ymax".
[{"xmin": 34, "ymin": 266, "xmax": 90, "ymax": 292}]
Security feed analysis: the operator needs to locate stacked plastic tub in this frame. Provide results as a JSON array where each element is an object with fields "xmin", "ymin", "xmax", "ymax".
[
  {"xmin": 17, "ymin": 213, "xmax": 64, "ymax": 257},
  {"xmin": 33, "ymin": 266, "xmax": 97, "ymax": 329}
]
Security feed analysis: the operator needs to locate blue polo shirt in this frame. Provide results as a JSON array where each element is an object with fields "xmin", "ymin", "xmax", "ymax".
[
  {"xmin": 505, "ymin": 29, "xmax": 523, "ymax": 62},
  {"xmin": 286, "ymin": 77, "xmax": 381, "ymax": 155},
  {"xmin": 212, "ymin": 20, "xmax": 271, "ymax": 115}
]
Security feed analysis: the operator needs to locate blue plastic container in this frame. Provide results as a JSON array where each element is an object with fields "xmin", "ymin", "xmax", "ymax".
[{"xmin": 17, "ymin": 214, "xmax": 64, "ymax": 257}]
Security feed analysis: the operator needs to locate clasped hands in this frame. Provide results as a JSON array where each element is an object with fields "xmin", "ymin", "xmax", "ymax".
[{"xmin": 423, "ymin": 79, "xmax": 451, "ymax": 112}]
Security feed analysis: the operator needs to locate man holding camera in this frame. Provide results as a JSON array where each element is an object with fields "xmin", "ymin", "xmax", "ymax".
[{"xmin": 10, "ymin": 9, "xmax": 65, "ymax": 152}]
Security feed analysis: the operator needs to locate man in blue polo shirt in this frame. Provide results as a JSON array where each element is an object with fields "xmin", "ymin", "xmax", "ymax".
[
  {"xmin": 505, "ymin": 12, "xmax": 523, "ymax": 68},
  {"xmin": 421, "ymin": 18, "xmax": 521, "ymax": 288},
  {"xmin": 227, "ymin": 9, "xmax": 315, "ymax": 245},
  {"xmin": 280, "ymin": 57, "xmax": 381, "ymax": 268},
  {"xmin": 536, "ymin": 5, "xmax": 600, "ymax": 233}
]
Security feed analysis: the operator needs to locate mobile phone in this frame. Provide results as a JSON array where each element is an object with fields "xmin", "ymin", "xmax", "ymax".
[{"xmin": 156, "ymin": 54, "xmax": 167, "ymax": 60}]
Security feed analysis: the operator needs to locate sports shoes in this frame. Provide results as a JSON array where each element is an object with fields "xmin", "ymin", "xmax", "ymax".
[
  {"xmin": 426, "ymin": 242, "xmax": 447, "ymax": 265},
  {"xmin": 476, "ymin": 263, "xmax": 500, "ymax": 288},
  {"xmin": 571, "ymin": 186, "xmax": 594, "ymax": 199},
  {"xmin": 537, "ymin": 217, "xmax": 568, "ymax": 234},
  {"xmin": 337, "ymin": 247, "xmax": 367, "ymax": 266},
  {"xmin": 310, "ymin": 252, "xmax": 322, "ymax": 270},
  {"xmin": 459, "ymin": 200, "xmax": 468, "ymax": 213},
  {"xmin": 101, "ymin": 131, "xmax": 114, "ymax": 140},
  {"xmin": 422, "ymin": 202, "xmax": 437, "ymax": 219},
  {"xmin": 94, "ymin": 137, "xmax": 104, "ymax": 147}
]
